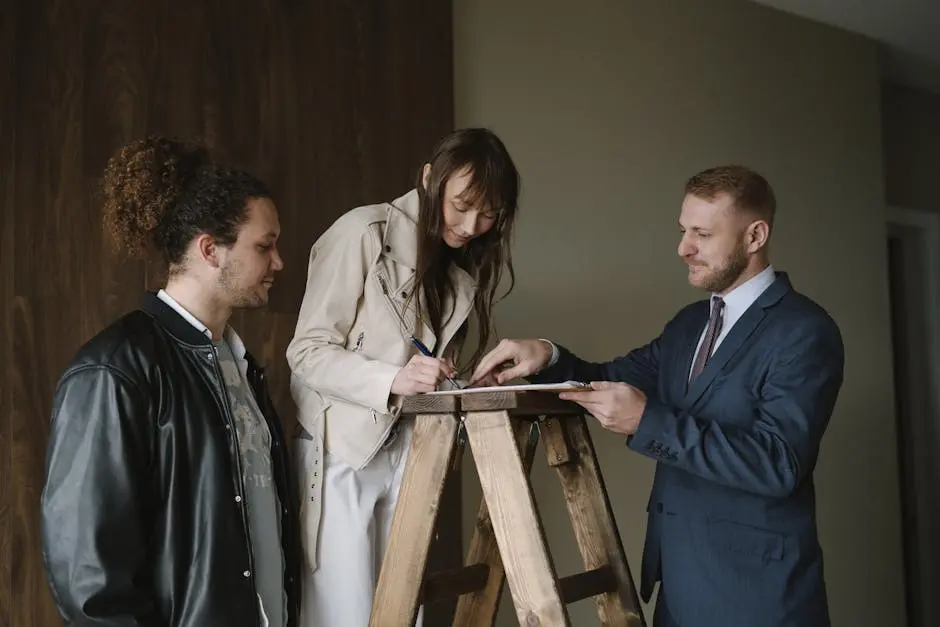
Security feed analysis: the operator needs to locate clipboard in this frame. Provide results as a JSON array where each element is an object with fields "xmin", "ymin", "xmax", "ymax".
[{"xmin": 423, "ymin": 380, "xmax": 592, "ymax": 396}]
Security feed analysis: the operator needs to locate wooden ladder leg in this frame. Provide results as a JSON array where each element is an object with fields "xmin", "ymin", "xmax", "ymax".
[
  {"xmin": 452, "ymin": 420, "xmax": 540, "ymax": 627},
  {"xmin": 462, "ymin": 410, "xmax": 571, "ymax": 627},
  {"xmin": 370, "ymin": 414, "xmax": 459, "ymax": 627},
  {"xmin": 541, "ymin": 415, "xmax": 647, "ymax": 627}
]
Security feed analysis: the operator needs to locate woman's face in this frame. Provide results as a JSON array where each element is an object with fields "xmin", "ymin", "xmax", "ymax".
[{"xmin": 425, "ymin": 165, "xmax": 498, "ymax": 249}]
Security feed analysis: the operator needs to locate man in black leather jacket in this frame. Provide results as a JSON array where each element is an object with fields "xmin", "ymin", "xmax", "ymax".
[{"xmin": 40, "ymin": 136, "xmax": 301, "ymax": 626}]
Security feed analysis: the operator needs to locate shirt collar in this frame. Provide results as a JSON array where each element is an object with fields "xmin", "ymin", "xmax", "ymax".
[
  {"xmin": 712, "ymin": 264, "xmax": 776, "ymax": 316},
  {"xmin": 156, "ymin": 289, "xmax": 247, "ymax": 360}
]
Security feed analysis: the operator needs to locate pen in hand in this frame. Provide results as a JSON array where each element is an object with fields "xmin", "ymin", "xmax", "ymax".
[{"xmin": 409, "ymin": 336, "xmax": 462, "ymax": 390}]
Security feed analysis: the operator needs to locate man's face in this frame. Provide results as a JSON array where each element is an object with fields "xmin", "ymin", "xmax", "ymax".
[
  {"xmin": 677, "ymin": 192, "xmax": 750, "ymax": 294},
  {"xmin": 217, "ymin": 197, "xmax": 283, "ymax": 309}
]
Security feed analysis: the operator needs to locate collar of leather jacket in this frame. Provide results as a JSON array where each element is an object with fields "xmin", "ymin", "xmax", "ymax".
[
  {"xmin": 141, "ymin": 291, "xmax": 213, "ymax": 346},
  {"xmin": 140, "ymin": 291, "xmax": 267, "ymax": 375}
]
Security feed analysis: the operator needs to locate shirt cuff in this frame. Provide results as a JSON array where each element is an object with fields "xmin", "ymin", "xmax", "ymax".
[{"xmin": 538, "ymin": 338, "xmax": 559, "ymax": 367}]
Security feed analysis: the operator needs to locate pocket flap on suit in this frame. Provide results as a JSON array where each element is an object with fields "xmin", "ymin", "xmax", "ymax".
[{"xmin": 707, "ymin": 519, "xmax": 784, "ymax": 561}]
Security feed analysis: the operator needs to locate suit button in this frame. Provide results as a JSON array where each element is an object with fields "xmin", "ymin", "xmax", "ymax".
[
  {"xmin": 243, "ymin": 570, "xmax": 250, "ymax": 578},
  {"xmin": 235, "ymin": 495, "xmax": 242, "ymax": 503},
  {"xmin": 384, "ymin": 245, "xmax": 391, "ymax": 252}
]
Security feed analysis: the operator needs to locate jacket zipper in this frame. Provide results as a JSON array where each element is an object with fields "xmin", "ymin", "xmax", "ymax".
[
  {"xmin": 376, "ymin": 275, "xmax": 404, "ymax": 330},
  {"xmin": 377, "ymin": 274, "xmax": 434, "ymax": 352}
]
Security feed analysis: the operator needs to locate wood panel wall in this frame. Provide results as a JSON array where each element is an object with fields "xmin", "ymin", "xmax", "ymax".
[{"xmin": 0, "ymin": 1, "xmax": 454, "ymax": 624}]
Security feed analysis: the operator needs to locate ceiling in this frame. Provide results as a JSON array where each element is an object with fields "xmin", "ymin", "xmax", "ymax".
[{"xmin": 748, "ymin": 0, "xmax": 940, "ymax": 93}]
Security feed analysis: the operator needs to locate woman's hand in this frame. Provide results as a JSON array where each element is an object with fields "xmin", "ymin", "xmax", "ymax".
[{"xmin": 391, "ymin": 355, "xmax": 457, "ymax": 395}]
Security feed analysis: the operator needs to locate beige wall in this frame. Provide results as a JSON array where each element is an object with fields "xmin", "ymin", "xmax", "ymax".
[
  {"xmin": 882, "ymin": 82, "xmax": 940, "ymax": 212},
  {"xmin": 454, "ymin": 0, "xmax": 906, "ymax": 625}
]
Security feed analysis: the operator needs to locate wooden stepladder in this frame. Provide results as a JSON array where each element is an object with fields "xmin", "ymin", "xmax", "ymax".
[{"xmin": 369, "ymin": 390, "xmax": 647, "ymax": 626}]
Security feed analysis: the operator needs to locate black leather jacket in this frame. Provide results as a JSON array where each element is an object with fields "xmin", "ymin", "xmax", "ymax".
[{"xmin": 40, "ymin": 293, "xmax": 300, "ymax": 626}]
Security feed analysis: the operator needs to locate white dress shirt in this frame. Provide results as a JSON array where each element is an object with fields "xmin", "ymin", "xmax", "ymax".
[
  {"xmin": 543, "ymin": 265, "xmax": 777, "ymax": 374},
  {"xmin": 687, "ymin": 264, "xmax": 777, "ymax": 378}
]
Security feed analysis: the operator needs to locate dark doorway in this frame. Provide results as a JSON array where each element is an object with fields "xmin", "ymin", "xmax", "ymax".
[{"xmin": 886, "ymin": 222, "xmax": 938, "ymax": 627}]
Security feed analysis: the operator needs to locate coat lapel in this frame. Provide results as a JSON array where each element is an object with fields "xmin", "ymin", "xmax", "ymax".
[
  {"xmin": 681, "ymin": 272, "xmax": 791, "ymax": 407},
  {"xmin": 674, "ymin": 301, "xmax": 708, "ymax": 402},
  {"xmin": 382, "ymin": 189, "xmax": 477, "ymax": 355},
  {"xmin": 683, "ymin": 305, "xmax": 767, "ymax": 406}
]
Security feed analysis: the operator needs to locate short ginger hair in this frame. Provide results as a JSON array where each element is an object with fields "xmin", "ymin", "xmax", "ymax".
[{"xmin": 684, "ymin": 165, "xmax": 776, "ymax": 226}]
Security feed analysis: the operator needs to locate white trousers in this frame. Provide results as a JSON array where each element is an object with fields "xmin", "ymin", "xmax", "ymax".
[{"xmin": 299, "ymin": 422, "xmax": 423, "ymax": 627}]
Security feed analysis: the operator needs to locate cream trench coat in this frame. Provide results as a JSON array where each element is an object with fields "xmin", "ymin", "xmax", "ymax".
[{"xmin": 286, "ymin": 189, "xmax": 477, "ymax": 572}]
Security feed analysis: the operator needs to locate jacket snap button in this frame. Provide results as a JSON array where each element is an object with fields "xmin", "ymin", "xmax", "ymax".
[
  {"xmin": 235, "ymin": 495, "xmax": 242, "ymax": 503},
  {"xmin": 243, "ymin": 570, "xmax": 250, "ymax": 578}
]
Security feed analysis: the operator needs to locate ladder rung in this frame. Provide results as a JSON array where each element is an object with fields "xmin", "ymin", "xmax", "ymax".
[
  {"xmin": 421, "ymin": 563, "xmax": 490, "ymax": 602},
  {"xmin": 558, "ymin": 566, "xmax": 617, "ymax": 604}
]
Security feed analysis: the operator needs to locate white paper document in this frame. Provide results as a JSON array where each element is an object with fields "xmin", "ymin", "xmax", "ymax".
[{"xmin": 424, "ymin": 380, "xmax": 591, "ymax": 396}]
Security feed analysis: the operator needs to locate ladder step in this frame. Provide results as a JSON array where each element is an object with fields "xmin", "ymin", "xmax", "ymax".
[
  {"xmin": 421, "ymin": 564, "xmax": 490, "ymax": 602},
  {"xmin": 558, "ymin": 566, "xmax": 617, "ymax": 604}
]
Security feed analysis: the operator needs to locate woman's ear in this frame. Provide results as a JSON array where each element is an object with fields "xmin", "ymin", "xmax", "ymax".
[{"xmin": 421, "ymin": 163, "xmax": 431, "ymax": 189}]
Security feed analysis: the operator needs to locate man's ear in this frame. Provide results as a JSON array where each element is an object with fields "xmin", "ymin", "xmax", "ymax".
[
  {"xmin": 746, "ymin": 220, "xmax": 770, "ymax": 253},
  {"xmin": 195, "ymin": 234, "xmax": 221, "ymax": 268}
]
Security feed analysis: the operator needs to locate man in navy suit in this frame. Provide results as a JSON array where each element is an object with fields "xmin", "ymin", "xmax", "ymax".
[{"xmin": 470, "ymin": 165, "xmax": 844, "ymax": 627}]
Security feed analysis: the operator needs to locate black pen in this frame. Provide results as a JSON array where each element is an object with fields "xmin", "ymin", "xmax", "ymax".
[
  {"xmin": 409, "ymin": 335, "xmax": 461, "ymax": 390},
  {"xmin": 377, "ymin": 275, "xmax": 461, "ymax": 390}
]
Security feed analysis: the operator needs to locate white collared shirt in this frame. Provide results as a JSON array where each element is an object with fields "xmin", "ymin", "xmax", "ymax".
[
  {"xmin": 543, "ymin": 265, "xmax": 777, "ymax": 372},
  {"xmin": 157, "ymin": 289, "xmax": 212, "ymax": 338},
  {"xmin": 688, "ymin": 264, "xmax": 777, "ymax": 377},
  {"xmin": 156, "ymin": 289, "xmax": 249, "ymax": 367}
]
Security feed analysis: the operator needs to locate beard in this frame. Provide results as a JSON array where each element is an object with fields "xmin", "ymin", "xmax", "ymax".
[
  {"xmin": 693, "ymin": 243, "xmax": 749, "ymax": 293},
  {"xmin": 219, "ymin": 260, "xmax": 269, "ymax": 309}
]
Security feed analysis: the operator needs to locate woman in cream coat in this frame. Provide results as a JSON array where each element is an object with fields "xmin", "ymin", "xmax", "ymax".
[{"xmin": 286, "ymin": 128, "xmax": 521, "ymax": 626}]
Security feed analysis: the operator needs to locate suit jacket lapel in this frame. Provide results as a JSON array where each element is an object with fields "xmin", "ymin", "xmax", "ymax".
[
  {"xmin": 681, "ymin": 271, "xmax": 792, "ymax": 407},
  {"xmin": 684, "ymin": 305, "xmax": 766, "ymax": 406},
  {"xmin": 675, "ymin": 301, "xmax": 708, "ymax": 402}
]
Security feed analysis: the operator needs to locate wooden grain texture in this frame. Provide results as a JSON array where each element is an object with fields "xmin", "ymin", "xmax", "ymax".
[
  {"xmin": 541, "ymin": 416, "xmax": 646, "ymax": 627},
  {"xmin": 453, "ymin": 421, "xmax": 540, "ymax": 627},
  {"xmin": 463, "ymin": 410, "xmax": 571, "ymax": 626},
  {"xmin": 0, "ymin": 1, "xmax": 454, "ymax": 623},
  {"xmin": 402, "ymin": 390, "xmax": 584, "ymax": 416},
  {"xmin": 1, "ymin": 2, "xmax": 15, "ymax": 625},
  {"xmin": 10, "ymin": 1, "xmax": 88, "ymax": 623},
  {"xmin": 370, "ymin": 414, "xmax": 458, "ymax": 627},
  {"xmin": 402, "ymin": 393, "xmax": 461, "ymax": 415}
]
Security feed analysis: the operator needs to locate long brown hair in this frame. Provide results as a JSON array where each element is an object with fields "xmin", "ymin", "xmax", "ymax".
[{"xmin": 411, "ymin": 128, "xmax": 520, "ymax": 371}]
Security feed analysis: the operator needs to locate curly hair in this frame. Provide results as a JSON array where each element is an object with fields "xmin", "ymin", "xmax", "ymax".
[{"xmin": 101, "ymin": 136, "xmax": 271, "ymax": 270}]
